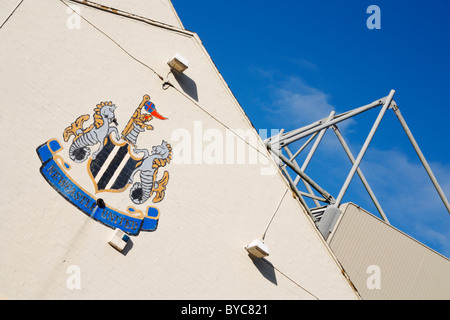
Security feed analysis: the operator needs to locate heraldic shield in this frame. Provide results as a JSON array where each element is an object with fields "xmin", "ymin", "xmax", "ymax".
[
  {"xmin": 36, "ymin": 94, "xmax": 172, "ymax": 236},
  {"xmin": 88, "ymin": 135, "xmax": 143, "ymax": 194}
]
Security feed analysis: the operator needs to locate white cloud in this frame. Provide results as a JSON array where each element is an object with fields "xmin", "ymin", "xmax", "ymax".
[
  {"xmin": 360, "ymin": 148, "xmax": 450, "ymax": 257},
  {"xmin": 267, "ymin": 76, "xmax": 336, "ymax": 128},
  {"xmin": 250, "ymin": 68, "xmax": 450, "ymax": 256},
  {"xmin": 362, "ymin": 149, "xmax": 450, "ymax": 213}
]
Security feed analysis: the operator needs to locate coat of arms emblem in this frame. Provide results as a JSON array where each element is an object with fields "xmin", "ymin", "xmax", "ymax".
[{"xmin": 36, "ymin": 94, "xmax": 172, "ymax": 236}]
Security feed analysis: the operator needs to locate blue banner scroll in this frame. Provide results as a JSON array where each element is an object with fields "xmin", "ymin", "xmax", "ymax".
[{"xmin": 36, "ymin": 139, "xmax": 159, "ymax": 235}]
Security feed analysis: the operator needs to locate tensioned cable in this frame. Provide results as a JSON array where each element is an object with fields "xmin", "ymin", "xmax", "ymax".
[
  {"xmin": 258, "ymin": 188, "xmax": 320, "ymax": 299},
  {"xmin": 163, "ymin": 80, "xmax": 270, "ymax": 160},
  {"xmin": 271, "ymin": 263, "xmax": 320, "ymax": 300},
  {"xmin": 262, "ymin": 188, "xmax": 288, "ymax": 241},
  {"xmin": 59, "ymin": 1, "xmax": 322, "ymax": 299},
  {"xmin": 60, "ymin": 0, "xmax": 271, "ymax": 161},
  {"xmin": 60, "ymin": 0, "xmax": 164, "ymax": 82},
  {"xmin": 0, "ymin": 0, "xmax": 24, "ymax": 30},
  {"xmin": 259, "ymin": 190, "xmax": 320, "ymax": 299}
]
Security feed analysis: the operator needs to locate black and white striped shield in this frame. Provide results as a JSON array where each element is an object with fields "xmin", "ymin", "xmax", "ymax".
[{"xmin": 88, "ymin": 135, "xmax": 143, "ymax": 193}]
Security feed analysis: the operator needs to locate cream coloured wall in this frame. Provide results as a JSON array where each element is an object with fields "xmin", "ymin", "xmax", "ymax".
[{"xmin": 0, "ymin": 0, "xmax": 358, "ymax": 300}]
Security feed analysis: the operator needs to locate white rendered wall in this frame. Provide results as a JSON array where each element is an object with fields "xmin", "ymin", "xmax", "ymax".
[{"xmin": 0, "ymin": 0, "xmax": 358, "ymax": 300}]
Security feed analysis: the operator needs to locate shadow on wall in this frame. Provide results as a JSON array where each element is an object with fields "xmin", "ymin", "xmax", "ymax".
[
  {"xmin": 119, "ymin": 238, "xmax": 134, "ymax": 256},
  {"xmin": 173, "ymin": 71, "xmax": 198, "ymax": 101},
  {"xmin": 248, "ymin": 254, "xmax": 277, "ymax": 286}
]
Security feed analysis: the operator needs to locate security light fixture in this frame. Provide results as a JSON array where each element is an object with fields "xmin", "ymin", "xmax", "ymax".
[
  {"xmin": 108, "ymin": 228, "xmax": 130, "ymax": 252},
  {"xmin": 245, "ymin": 239, "xmax": 269, "ymax": 258},
  {"xmin": 168, "ymin": 53, "xmax": 189, "ymax": 73}
]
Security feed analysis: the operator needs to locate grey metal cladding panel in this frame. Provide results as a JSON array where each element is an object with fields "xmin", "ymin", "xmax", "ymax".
[{"xmin": 328, "ymin": 203, "xmax": 450, "ymax": 300}]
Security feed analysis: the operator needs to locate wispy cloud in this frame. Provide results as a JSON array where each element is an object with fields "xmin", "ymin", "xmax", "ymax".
[
  {"xmin": 249, "ymin": 64, "xmax": 450, "ymax": 256},
  {"xmin": 247, "ymin": 66, "xmax": 336, "ymax": 128},
  {"xmin": 361, "ymin": 148, "xmax": 450, "ymax": 256},
  {"xmin": 252, "ymin": 68, "xmax": 450, "ymax": 257},
  {"xmin": 266, "ymin": 76, "xmax": 336, "ymax": 128},
  {"xmin": 363, "ymin": 149, "xmax": 450, "ymax": 213}
]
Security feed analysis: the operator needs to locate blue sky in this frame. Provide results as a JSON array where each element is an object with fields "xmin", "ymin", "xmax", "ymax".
[{"xmin": 172, "ymin": 0, "xmax": 450, "ymax": 257}]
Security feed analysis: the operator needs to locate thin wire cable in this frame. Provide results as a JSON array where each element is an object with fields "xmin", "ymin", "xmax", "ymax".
[
  {"xmin": 61, "ymin": 0, "xmax": 271, "ymax": 162},
  {"xmin": 0, "ymin": 0, "xmax": 24, "ymax": 30},
  {"xmin": 60, "ymin": 0, "xmax": 164, "ymax": 82},
  {"xmin": 262, "ymin": 188, "xmax": 288, "ymax": 241},
  {"xmin": 61, "ymin": 0, "xmax": 321, "ymax": 300},
  {"xmin": 271, "ymin": 262, "xmax": 320, "ymax": 300},
  {"xmin": 258, "ymin": 188, "xmax": 321, "ymax": 299},
  {"xmin": 164, "ymin": 81, "xmax": 271, "ymax": 161}
]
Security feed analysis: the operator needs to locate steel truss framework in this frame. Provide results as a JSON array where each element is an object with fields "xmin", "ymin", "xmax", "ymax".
[{"xmin": 265, "ymin": 90, "xmax": 450, "ymax": 239}]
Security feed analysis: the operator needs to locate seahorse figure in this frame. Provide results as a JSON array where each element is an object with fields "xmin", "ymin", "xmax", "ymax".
[
  {"xmin": 128, "ymin": 140, "xmax": 172, "ymax": 204},
  {"xmin": 63, "ymin": 101, "xmax": 120, "ymax": 163}
]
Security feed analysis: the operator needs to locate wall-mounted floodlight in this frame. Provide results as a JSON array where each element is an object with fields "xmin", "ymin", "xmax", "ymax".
[
  {"xmin": 108, "ymin": 228, "xmax": 130, "ymax": 252},
  {"xmin": 245, "ymin": 239, "xmax": 269, "ymax": 258},
  {"xmin": 168, "ymin": 53, "xmax": 189, "ymax": 73}
]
